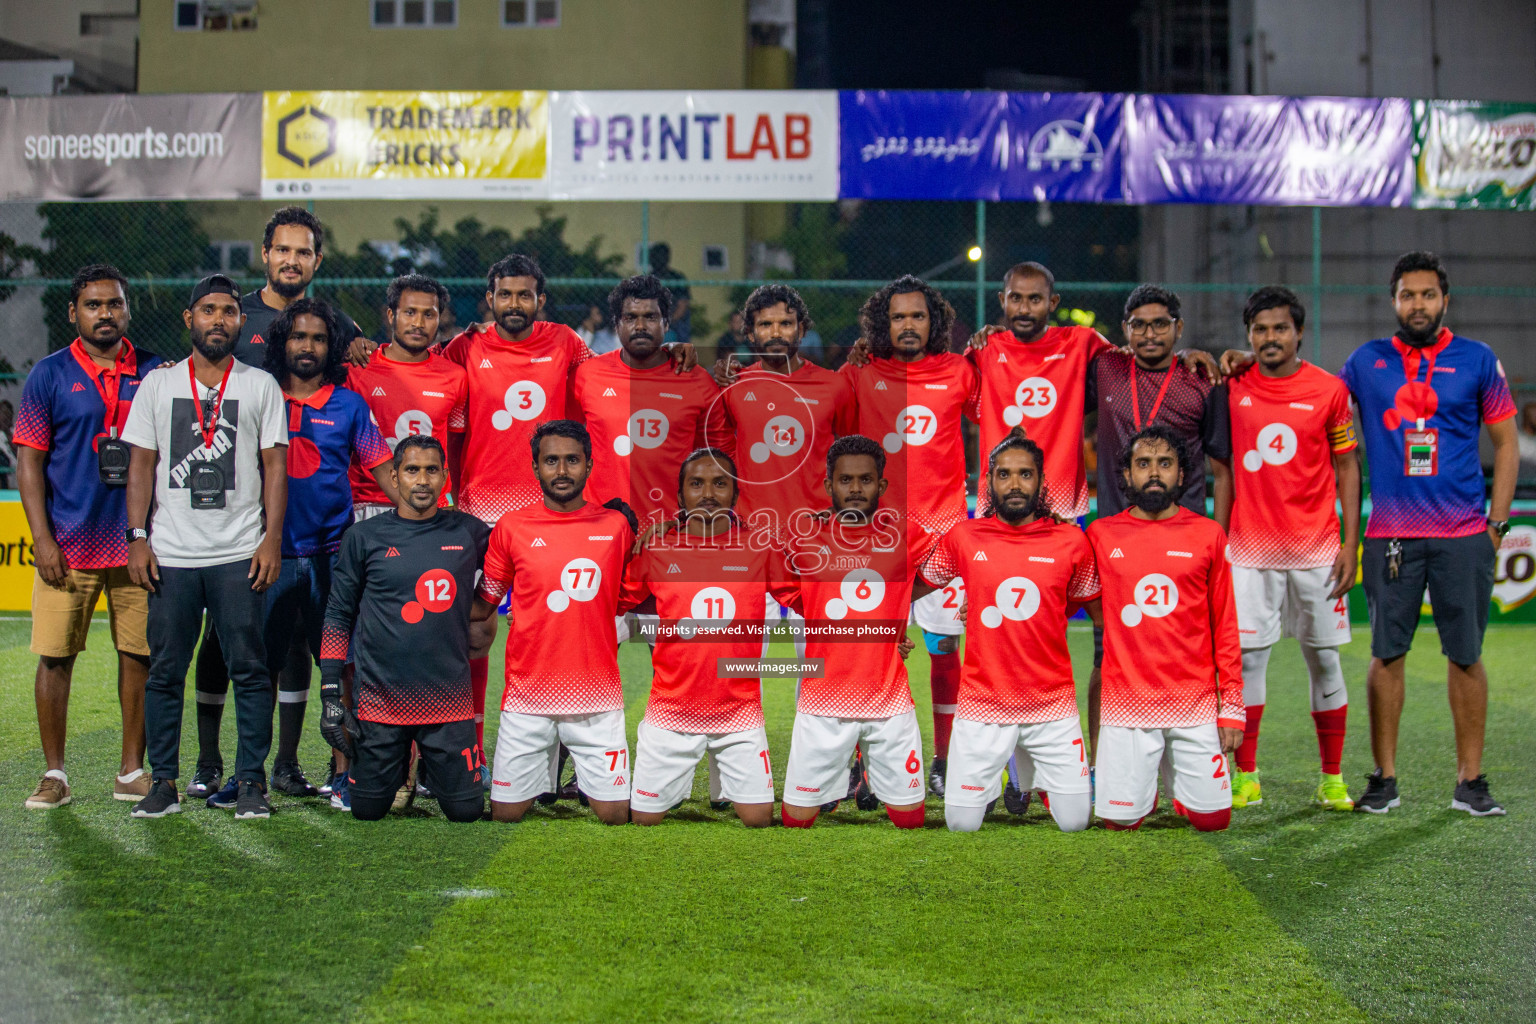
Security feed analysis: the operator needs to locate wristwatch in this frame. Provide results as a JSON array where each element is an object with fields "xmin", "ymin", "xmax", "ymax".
[
  {"xmin": 126, "ymin": 527, "xmax": 148, "ymax": 544},
  {"xmin": 1489, "ymin": 519, "xmax": 1511, "ymax": 538}
]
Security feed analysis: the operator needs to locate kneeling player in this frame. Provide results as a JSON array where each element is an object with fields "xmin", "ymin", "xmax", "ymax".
[
  {"xmin": 317, "ymin": 436, "xmax": 490, "ymax": 822},
  {"xmin": 474, "ymin": 421, "xmax": 636, "ymax": 825},
  {"xmin": 1088, "ymin": 426, "xmax": 1245, "ymax": 832},
  {"xmin": 780, "ymin": 436, "xmax": 938, "ymax": 830},
  {"xmin": 920, "ymin": 430, "xmax": 1099, "ymax": 832},
  {"xmin": 621, "ymin": 448, "xmax": 797, "ymax": 827}
]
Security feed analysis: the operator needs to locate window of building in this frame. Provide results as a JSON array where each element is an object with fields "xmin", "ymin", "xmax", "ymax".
[
  {"xmin": 502, "ymin": 0, "xmax": 560, "ymax": 28},
  {"xmin": 373, "ymin": 0, "xmax": 458, "ymax": 28},
  {"xmin": 174, "ymin": 2, "xmax": 257, "ymax": 31},
  {"xmin": 702, "ymin": 245, "xmax": 729, "ymax": 273}
]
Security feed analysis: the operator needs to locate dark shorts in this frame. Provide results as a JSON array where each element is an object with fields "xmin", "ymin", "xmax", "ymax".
[
  {"xmin": 1361, "ymin": 534, "xmax": 1497, "ymax": 665},
  {"xmin": 349, "ymin": 717, "xmax": 485, "ymax": 803}
]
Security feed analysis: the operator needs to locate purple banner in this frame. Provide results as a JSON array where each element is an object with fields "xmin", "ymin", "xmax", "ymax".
[
  {"xmin": 1120, "ymin": 94, "xmax": 1413, "ymax": 206},
  {"xmin": 838, "ymin": 90, "xmax": 1125, "ymax": 202}
]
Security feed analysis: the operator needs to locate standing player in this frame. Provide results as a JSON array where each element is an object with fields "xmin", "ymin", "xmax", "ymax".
[
  {"xmin": 572, "ymin": 274, "xmax": 729, "ymax": 530},
  {"xmin": 620, "ymin": 447, "xmax": 797, "ymax": 827},
  {"xmin": 1220, "ymin": 287, "xmax": 1360, "ymax": 811},
  {"xmin": 472, "ymin": 421, "xmax": 636, "ymax": 825},
  {"xmin": 230, "ymin": 206, "xmax": 360, "ymax": 369},
  {"xmin": 921, "ymin": 430, "xmax": 1099, "ymax": 832},
  {"xmin": 16, "ymin": 265, "xmax": 163, "ymax": 808},
  {"xmin": 1089, "ymin": 426, "xmax": 1245, "ymax": 832},
  {"xmin": 779, "ymin": 436, "xmax": 939, "ymax": 830},
  {"xmin": 716, "ymin": 284, "xmax": 857, "ymax": 536},
  {"xmin": 317, "ymin": 435, "xmax": 490, "ymax": 822},
  {"xmin": 846, "ymin": 276, "xmax": 976, "ymax": 795},
  {"xmin": 346, "ymin": 274, "xmax": 467, "ymax": 519}
]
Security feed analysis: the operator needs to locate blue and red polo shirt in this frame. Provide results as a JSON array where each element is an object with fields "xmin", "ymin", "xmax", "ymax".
[
  {"xmin": 281, "ymin": 383, "xmax": 391, "ymax": 558},
  {"xmin": 1339, "ymin": 327, "xmax": 1515, "ymax": 539},
  {"xmin": 14, "ymin": 338, "xmax": 164, "ymax": 569}
]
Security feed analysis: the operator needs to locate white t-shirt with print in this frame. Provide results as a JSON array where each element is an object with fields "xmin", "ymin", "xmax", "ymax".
[{"xmin": 122, "ymin": 357, "xmax": 287, "ymax": 568}]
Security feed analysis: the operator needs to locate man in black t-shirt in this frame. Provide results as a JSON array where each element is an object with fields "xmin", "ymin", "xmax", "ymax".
[{"xmin": 317, "ymin": 434, "xmax": 491, "ymax": 822}]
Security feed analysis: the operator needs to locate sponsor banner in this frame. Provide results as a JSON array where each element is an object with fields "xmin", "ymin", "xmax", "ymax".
[
  {"xmin": 549, "ymin": 90, "xmax": 839, "ymax": 200},
  {"xmin": 1122, "ymin": 94, "xmax": 1413, "ymax": 206},
  {"xmin": 260, "ymin": 90, "xmax": 548, "ymax": 199},
  {"xmin": 1413, "ymin": 100, "xmax": 1536, "ymax": 210},
  {"xmin": 0, "ymin": 92, "xmax": 258, "ymax": 201},
  {"xmin": 838, "ymin": 90, "xmax": 1125, "ymax": 201}
]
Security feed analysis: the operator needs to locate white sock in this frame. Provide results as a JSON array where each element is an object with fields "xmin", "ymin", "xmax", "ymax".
[
  {"xmin": 117, "ymin": 769, "xmax": 145, "ymax": 784},
  {"xmin": 1046, "ymin": 791, "xmax": 1091, "ymax": 833},
  {"xmin": 1241, "ymin": 647, "xmax": 1272, "ymax": 707},
  {"xmin": 1303, "ymin": 644, "xmax": 1347, "ymax": 712},
  {"xmin": 45, "ymin": 768, "xmax": 68, "ymax": 785},
  {"xmin": 945, "ymin": 803, "xmax": 986, "ymax": 832}
]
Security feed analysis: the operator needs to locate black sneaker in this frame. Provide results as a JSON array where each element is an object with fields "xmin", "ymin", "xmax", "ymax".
[
  {"xmin": 185, "ymin": 765, "xmax": 222, "ymax": 801},
  {"xmin": 819, "ymin": 798, "xmax": 841, "ymax": 813},
  {"xmin": 709, "ymin": 800, "xmax": 733, "ymax": 811},
  {"xmin": 234, "ymin": 781, "xmax": 272, "ymax": 819},
  {"xmin": 1451, "ymin": 775, "xmax": 1506, "ymax": 817},
  {"xmin": 271, "ymin": 762, "xmax": 319, "ymax": 797},
  {"xmin": 854, "ymin": 768, "xmax": 880, "ymax": 812},
  {"xmin": 415, "ymin": 760, "xmax": 435, "ymax": 801},
  {"xmin": 928, "ymin": 756, "xmax": 947, "ymax": 799},
  {"xmin": 1354, "ymin": 770, "xmax": 1400, "ymax": 814},
  {"xmin": 845, "ymin": 757, "xmax": 863, "ymax": 801},
  {"xmin": 1003, "ymin": 773, "xmax": 1031, "ymax": 815},
  {"xmin": 131, "ymin": 780, "xmax": 182, "ymax": 818}
]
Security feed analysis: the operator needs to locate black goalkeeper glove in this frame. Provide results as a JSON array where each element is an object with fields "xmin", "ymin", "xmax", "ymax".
[
  {"xmin": 603, "ymin": 497, "xmax": 641, "ymax": 535},
  {"xmin": 318, "ymin": 673, "xmax": 356, "ymax": 759}
]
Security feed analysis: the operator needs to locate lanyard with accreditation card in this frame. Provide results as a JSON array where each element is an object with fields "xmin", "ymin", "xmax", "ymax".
[
  {"xmin": 1398, "ymin": 343, "xmax": 1440, "ymax": 478},
  {"xmin": 188, "ymin": 358, "xmax": 233, "ymax": 509},
  {"xmin": 1128, "ymin": 360, "xmax": 1176, "ymax": 430},
  {"xmin": 91, "ymin": 355, "xmax": 131, "ymax": 486}
]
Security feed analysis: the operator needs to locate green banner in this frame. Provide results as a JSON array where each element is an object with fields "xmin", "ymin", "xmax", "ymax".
[{"xmin": 1413, "ymin": 99, "xmax": 1536, "ymax": 210}]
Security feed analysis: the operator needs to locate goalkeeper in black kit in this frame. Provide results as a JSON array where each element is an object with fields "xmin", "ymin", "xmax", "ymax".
[{"xmin": 317, "ymin": 435, "xmax": 493, "ymax": 822}]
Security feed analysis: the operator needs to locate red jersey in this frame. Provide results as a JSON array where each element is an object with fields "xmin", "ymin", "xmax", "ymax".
[
  {"xmin": 966, "ymin": 326, "xmax": 1113, "ymax": 518},
  {"xmin": 1227, "ymin": 362, "xmax": 1356, "ymax": 569},
  {"xmin": 841, "ymin": 352, "xmax": 977, "ymax": 534},
  {"xmin": 921, "ymin": 516, "xmax": 1099, "ymax": 724},
  {"xmin": 440, "ymin": 321, "xmax": 593, "ymax": 522},
  {"xmin": 476, "ymin": 502, "xmax": 634, "ymax": 716},
  {"xmin": 784, "ymin": 512, "xmax": 935, "ymax": 719},
  {"xmin": 618, "ymin": 535, "xmax": 796, "ymax": 733},
  {"xmin": 1087, "ymin": 507, "xmax": 1244, "ymax": 730},
  {"xmin": 571, "ymin": 351, "xmax": 732, "ymax": 529},
  {"xmin": 720, "ymin": 361, "xmax": 856, "ymax": 535},
  {"xmin": 345, "ymin": 347, "xmax": 468, "ymax": 507}
]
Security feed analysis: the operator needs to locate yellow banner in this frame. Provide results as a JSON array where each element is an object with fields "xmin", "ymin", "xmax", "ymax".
[
  {"xmin": 261, "ymin": 90, "xmax": 548, "ymax": 199},
  {"xmin": 0, "ymin": 501, "xmax": 42, "ymax": 611}
]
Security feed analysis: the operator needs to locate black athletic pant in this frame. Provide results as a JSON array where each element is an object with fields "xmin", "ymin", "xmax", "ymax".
[{"xmin": 146, "ymin": 560, "xmax": 272, "ymax": 786}]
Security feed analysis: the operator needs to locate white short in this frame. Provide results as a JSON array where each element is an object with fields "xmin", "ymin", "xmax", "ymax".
[
  {"xmin": 353, "ymin": 502, "xmax": 393, "ymax": 523},
  {"xmin": 911, "ymin": 578, "xmax": 964, "ymax": 637},
  {"xmin": 945, "ymin": 715, "xmax": 1089, "ymax": 806},
  {"xmin": 629, "ymin": 719, "xmax": 774, "ymax": 811},
  {"xmin": 490, "ymin": 708, "xmax": 629, "ymax": 804},
  {"xmin": 1233, "ymin": 565, "xmax": 1351, "ymax": 650},
  {"xmin": 1094, "ymin": 723, "xmax": 1231, "ymax": 820},
  {"xmin": 782, "ymin": 710, "xmax": 925, "ymax": 807},
  {"xmin": 764, "ymin": 592, "xmax": 807, "ymax": 659}
]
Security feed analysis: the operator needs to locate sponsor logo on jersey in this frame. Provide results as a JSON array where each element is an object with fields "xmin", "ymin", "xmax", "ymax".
[
  {"xmin": 479, "ymin": 358, "xmax": 494, "ymax": 369},
  {"xmin": 422, "ymin": 390, "xmax": 445, "ymax": 398},
  {"xmin": 441, "ymin": 545, "xmax": 463, "ymax": 550},
  {"xmin": 1167, "ymin": 550, "xmax": 1193, "ymax": 557},
  {"xmin": 1239, "ymin": 395, "xmax": 1252, "ymax": 406},
  {"xmin": 1028, "ymin": 555, "xmax": 1055, "ymax": 563},
  {"xmin": 531, "ymin": 537, "xmax": 547, "ymax": 547},
  {"xmin": 660, "ymin": 392, "xmax": 682, "ymax": 400},
  {"xmin": 1043, "ymin": 353, "xmax": 1066, "ymax": 362},
  {"xmin": 1288, "ymin": 401, "xmax": 1315, "ymax": 410},
  {"xmin": 588, "ymin": 535, "xmax": 614, "ymax": 540},
  {"xmin": 603, "ymin": 387, "xmax": 617, "ymax": 397},
  {"xmin": 1110, "ymin": 548, "xmax": 1124, "ymax": 558},
  {"xmin": 385, "ymin": 547, "xmax": 400, "ymax": 557},
  {"xmin": 960, "ymin": 784, "xmax": 985, "ymax": 792},
  {"xmin": 371, "ymin": 386, "xmax": 387, "ymax": 397},
  {"xmin": 530, "ymin": 356, "xmax": 553, "ymax": 363},
  {"xmin": 973, "ymin": 551, "xmax": 988, "ymax": 561},
  {"xmin": 795, "ymin": 396, "xmax": 819, "ymax": 406},
  {"xmin": 635, "ymin": 788, "xmax": 659, "ymax": 798},
  {"xmin": 311, "ymin": 418, "xmax": 336, "ymax": 426},
  {"xmin": 723, "ymin": 565, "xmax": 748, "ymax": 571},
  {"xmin": 744, "ymin": 391, "xmax": 757, "ymax": 401},
  {"xmin": 666, "ymin": 563, "xmax": 681, "ymax": 574},
  {"xmin": 874, "ymin": 380, "xmax": 888, "ymax": 391},
  {"xmin": 71, "ymin": 382, "xmax": 86, "ymax": 392},
  {"xmin": 923, "ymin": 383, "xmax": 948, "ymax": 390}
]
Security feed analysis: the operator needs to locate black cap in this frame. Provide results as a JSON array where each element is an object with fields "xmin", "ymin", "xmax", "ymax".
[{"xmin": 187, "ymin": 274, "xmax": 241, "ymax": 309}]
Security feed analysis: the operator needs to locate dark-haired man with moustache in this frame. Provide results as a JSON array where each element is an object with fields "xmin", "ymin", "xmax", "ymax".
[
  {"xmin": 920, "ymin": 430, "xmax": 1100, "ymax": 833},
  {"xmin": 1088, "ymin": 426, "xmax": 1244, "ymax": 833},
  {"xmin": 231, "ymin": 206, "xmax": 361, "ymax": 370},
  {"xmin": 17, "ymin": 264, "xmax": 164, "ymax": 809},
  {"xmin": 319, "ymin": 435, "xmax": 491, "ymax": 823},
  {"xmin": 121, "ymin": 275, "xmax": 289, "ymax": 820}
]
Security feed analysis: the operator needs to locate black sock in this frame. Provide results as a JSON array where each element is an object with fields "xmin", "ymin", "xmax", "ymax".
[{"xmin": 277, "ymin": 697, "xmax": 306, "ymax": 765}]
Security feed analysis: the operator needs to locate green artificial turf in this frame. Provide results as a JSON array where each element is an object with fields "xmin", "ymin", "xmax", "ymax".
[{"xmin": 0, "ymin": 617, "xmax": 1529, "ymax": 1023}]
